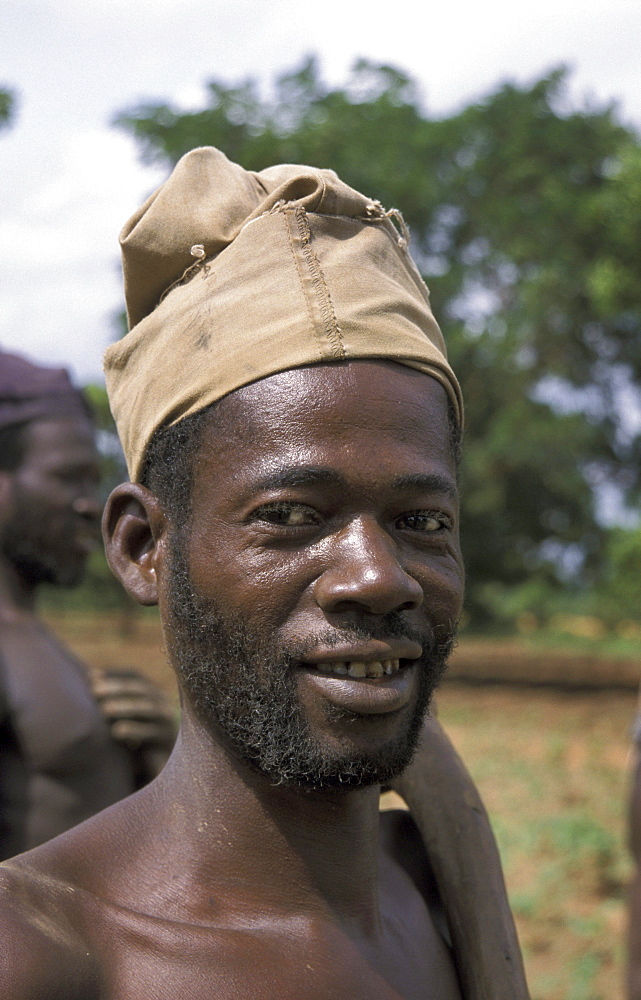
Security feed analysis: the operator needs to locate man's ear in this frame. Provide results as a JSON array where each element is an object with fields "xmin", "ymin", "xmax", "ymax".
[{"xmin": 102, "ymin": 483, "xmax": 168, "ymax": 606}]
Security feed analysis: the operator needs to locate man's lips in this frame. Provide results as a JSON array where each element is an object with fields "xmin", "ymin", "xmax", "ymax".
[
  {"xmin": 301, "ymin": 639, "xmax": 422, "ymax": 673},
  {"xmin": 314, "ymin": 658, "xmax": 402, "ymax": 679},
  {"xmin": 299, "ymin": 659, "xmax": 419, "ymax": 714},
  {"xmin": 69, "ymin": 515, "xmax": 101, "ymax": 553},
  {"xmin": 301, "ymin": 639, "xmax": 422, "ymax": 715},
  {"xmin": 71, "ymin": 532, "xmax": 99, "ymax": 555}
]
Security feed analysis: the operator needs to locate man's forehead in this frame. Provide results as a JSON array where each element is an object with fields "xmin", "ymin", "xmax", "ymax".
[
  {"xmin": 192, "ymin": 361, "xmax": 455, "ymax": 490},
  {"xmin": 21, "ymin": 416, "xmax": 97, "ymax": 463},
  {"xmin": 211, "ymin": 360, "xmax": 450, "ymax": 434}
]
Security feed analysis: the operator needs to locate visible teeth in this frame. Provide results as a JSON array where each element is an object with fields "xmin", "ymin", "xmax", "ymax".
[{"xmin": 314, "ymin": 659, "xmax": 401, "ymax": 677}]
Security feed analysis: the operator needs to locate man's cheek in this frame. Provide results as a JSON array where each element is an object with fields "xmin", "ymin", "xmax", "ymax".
[{"xmin": 198, "ymin": 566, "xmax": 313, "ymax": 628}]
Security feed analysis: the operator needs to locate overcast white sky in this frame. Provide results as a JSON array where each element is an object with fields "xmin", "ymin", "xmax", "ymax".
[{"xmin": 2, "ymin": 0, "xmax": 640, "ymax": 383}]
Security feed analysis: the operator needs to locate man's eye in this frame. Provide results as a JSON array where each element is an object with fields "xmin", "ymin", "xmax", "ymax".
[
  {"xmin": 253, "ymin": 503, "xmax": 320, "ymax": 527},
  {"xmin": 396, "ymin": 511, "xmax": 451, "ymax": 532}
]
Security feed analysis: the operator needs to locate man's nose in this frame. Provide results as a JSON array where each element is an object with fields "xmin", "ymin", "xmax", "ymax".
[
  {"xmin": 314, "ymin": 518, "xmax": 423, "ymax": 616},
  {"xmin": 72, "ymin": 493, "xmax": 102, "ymax": 525}
]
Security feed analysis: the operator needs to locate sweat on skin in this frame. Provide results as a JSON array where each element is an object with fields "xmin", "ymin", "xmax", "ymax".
[{"xmin": 0, "ymin": 147, "xmax": 529, "ymax": 1000}]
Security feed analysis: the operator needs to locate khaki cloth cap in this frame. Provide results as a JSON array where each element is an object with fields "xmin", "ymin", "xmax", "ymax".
[{"xmin": 104, "ymin": 146, "xmax": 462, "ymax": 481}]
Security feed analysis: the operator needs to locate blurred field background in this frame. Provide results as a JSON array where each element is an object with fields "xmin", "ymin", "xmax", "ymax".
[{"xmin": 46, "ymin": 606, "xmax": 640, "ymax": 1000}]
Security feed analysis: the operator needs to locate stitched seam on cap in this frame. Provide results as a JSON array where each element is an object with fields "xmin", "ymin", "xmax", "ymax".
[
  {"xmin": 284, "ymin": 209, "xmax": 323, "ymax": 355},
  {"xmin": 294, "ymin": 206, "xmax": 344, "ymax": 359}
]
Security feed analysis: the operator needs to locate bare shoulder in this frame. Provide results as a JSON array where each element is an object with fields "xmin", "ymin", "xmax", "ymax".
[
  {"xmin": 0, "ymin": 614, "xmax": 61, "ymax": 681},
  {"xmin": 0, "ymin": 859, "xmax": 100, "ymax": 1000}
]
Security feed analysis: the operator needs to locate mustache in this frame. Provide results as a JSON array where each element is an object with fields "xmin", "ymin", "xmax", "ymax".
[
  {"xmin": 306, "ymin": 613, "xmax": 422, "ymax": 647},
  {"xmin": 291, "ymin": 613, "xmax": 458, "ymax": 662}
]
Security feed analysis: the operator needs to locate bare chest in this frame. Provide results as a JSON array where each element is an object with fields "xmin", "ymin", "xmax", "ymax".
[
  {"xmin": 86, "ymin": 898, "xmax": 461, "ymax": 1000},
  {"xmin": 1, "ymin": 624, "xmax": 108, "ymax": 766},
  {"xmin": 0, "ymin": 623, "xmax": 134, "ymax": 850}
]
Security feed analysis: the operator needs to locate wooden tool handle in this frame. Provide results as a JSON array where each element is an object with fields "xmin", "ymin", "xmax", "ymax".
[{"xmin": 391, "ymin": 716, "xmax": 530, "ymax": 1000}]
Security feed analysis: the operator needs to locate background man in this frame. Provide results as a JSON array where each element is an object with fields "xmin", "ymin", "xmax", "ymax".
[
  {"xmin": 0, "ymin": 149, "xmax": 528, "ymax": 998},
  {"xmin": 0, "ymin": 350, "xmax": 175, "ymax": 858}
]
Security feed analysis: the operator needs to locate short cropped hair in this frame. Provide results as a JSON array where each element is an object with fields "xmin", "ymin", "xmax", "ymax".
[{"xmin": 140, "ymin": 403, "xmax": 215, "ymax": 527}]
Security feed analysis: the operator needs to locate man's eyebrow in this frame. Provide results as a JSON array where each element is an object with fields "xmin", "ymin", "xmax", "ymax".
[
  {"xmin": 392, "ymin": 473, "xmax": 459, "ymax": 500},
  {"xmin": 249, "ymin": 467, "xmax": 458, "ymax": 498},
  {"xmin": 250, "ymin": 467, "xmax": 347, "ymax": 491}
]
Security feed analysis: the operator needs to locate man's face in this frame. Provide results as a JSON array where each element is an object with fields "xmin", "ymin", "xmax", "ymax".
[
  {"xmin": 162, "ymin": 361, "xmax": 464, "ymax": 789},
  {"xmin": 1, "ymin": 417, "xmax": 101, "ymax": 588}
]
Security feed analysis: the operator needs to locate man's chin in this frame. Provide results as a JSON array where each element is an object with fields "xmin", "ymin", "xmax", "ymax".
[
  {"xmin": 55, "ymin": 567, "xmax": 86, "ymax": 589},
  {"xmin": 37, "ymin": 567, "xmax": 85, "ymax": 589},
  {"xmin": 7, "ymin": 550, "xmax": 85, "ymax": 589},
  {"xmin": 208, "ymin": 704, "xmax": 426, "ymax": 793},
  {"xmin": 291, "ymin": 749, "xmax": 418, "ymax": 793}
]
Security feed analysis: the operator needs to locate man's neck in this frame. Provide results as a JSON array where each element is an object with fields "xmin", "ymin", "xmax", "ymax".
[{"xmin": 144, "ymin": 709, "xmax": 387, "ymax": 937}]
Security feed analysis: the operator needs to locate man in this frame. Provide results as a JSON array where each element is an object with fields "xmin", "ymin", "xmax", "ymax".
[
  {"xmin": 0, "ymin": 351, "xmax": 176, "ymax": 858},
  {"xmin": 0, "ymin": 148, "xmax": 529, "ymax": 998}
]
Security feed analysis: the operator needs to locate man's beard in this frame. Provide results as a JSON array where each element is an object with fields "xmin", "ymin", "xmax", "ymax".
[
  {"xmin": 2, "ymin": 503, "xmax": 83, "ymax": 588},
  {"xmin": 167, "ymin": 538, "xmax": 457, "ymax": 791}
]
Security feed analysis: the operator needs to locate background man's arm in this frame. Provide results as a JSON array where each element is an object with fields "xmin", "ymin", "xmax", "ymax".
[
  {"xmin": 391, "ymin": 715, "xmax": 530, "ymax": 1000},
  {"xmin": 0, "ymin": 654, "xmax": 30, "ymax": 861},
  {"xmin": 90, "ymin": 669, "xmax": 177, "ymax": 786}
]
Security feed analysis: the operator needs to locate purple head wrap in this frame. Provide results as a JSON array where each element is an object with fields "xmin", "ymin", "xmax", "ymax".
[{"xmin": 0, "ymin": 350, "xmax": 91, "ymax": 431}]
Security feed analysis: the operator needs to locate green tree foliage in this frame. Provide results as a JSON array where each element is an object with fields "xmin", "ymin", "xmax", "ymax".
[
  {"xmin": 597, "ymin": 524, "xmax": 641, "ymax": 624},
  {"xmin": 114, "ymin": 58, "xmax": 641, "ymax": 626}
]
